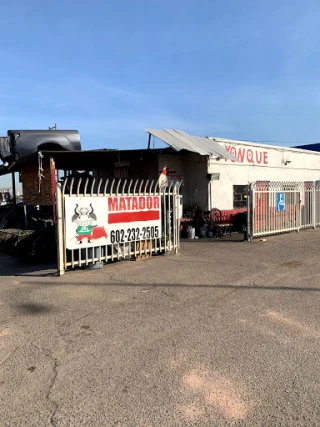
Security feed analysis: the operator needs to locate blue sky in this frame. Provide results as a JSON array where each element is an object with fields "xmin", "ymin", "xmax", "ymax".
[{"xmin": 1, "ymin": 0, "xmax": 320, "ymax": 188}]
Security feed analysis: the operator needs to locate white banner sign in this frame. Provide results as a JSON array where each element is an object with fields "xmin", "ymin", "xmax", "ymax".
[{"xmin": 65, "ymin": 196, "xmax": 162, "ymax": 250}]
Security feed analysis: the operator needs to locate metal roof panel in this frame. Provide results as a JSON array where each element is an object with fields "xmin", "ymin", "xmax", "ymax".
[{"xmin": 145, "ymin": 129, "xmax": 238, "ymax": 160}]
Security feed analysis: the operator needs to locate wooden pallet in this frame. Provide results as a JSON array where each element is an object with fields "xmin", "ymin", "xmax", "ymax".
[{"xmin": 135, "ymin": 240, "xmax": 152, "ymax": 261}]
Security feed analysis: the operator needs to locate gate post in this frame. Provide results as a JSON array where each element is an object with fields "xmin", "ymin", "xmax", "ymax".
[
  {"xmin": 56, "ymin": 183, "xmax": 65, "ymax": 276},
  {"xmin": 313, "ymin": 184, "xmax": 316, "ymax": 229},
  {"xmin": 246, "ymin": 184, "xmax": 252, "ymax": 241},
  {"xmin": 173, "ymin": 184, "xmax": 177, "ymax": 254},
  {"xmin": 298, "ymin": 189, "xmax": 301, "ymax": 232}
]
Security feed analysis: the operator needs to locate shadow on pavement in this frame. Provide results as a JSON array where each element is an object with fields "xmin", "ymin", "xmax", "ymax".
[
  {"xmin": 182, "ymin": 234, "xmax": 246, "ymax": 243},
  {"xmin": 34, "ymin": 282, "xmax": 320, "ymax": 292},
  {"xmin": 0, "ymin": 252, "xmax": 56, "ymax": 277},
  {"xmin": 14, "ymin": 302, "xmax": 56, "ymax": 315}
]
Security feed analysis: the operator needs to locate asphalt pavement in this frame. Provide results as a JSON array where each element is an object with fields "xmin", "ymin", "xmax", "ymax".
[{"xmin": 0, "ymin": 230, "xmax": 320, "ymax": 426}]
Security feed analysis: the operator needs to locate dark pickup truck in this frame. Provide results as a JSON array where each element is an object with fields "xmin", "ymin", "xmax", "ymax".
[{"xmin": 0, "ymin": 129, "xmax": 81, "ymax": 163}]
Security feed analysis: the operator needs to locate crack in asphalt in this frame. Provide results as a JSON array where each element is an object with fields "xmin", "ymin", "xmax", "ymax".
[
  {"xmin": 47, "ymin": 357, "xmax": 59, "ymax": 427},
  {"xmin": 31, "ymin": 341, "xmax": 59, "ymax": 427}
]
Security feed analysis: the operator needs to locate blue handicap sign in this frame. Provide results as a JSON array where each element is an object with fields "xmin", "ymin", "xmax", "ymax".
[{"xmin": 276, "ymin": 192, "xmax": 285, "ymax": 211}]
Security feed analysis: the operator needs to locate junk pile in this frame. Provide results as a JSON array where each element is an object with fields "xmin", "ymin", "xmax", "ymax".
[
  {"xmin": 0, "ymin": 204, "xmax": 56, "ymax": 261},
  {"xmin": 180, "ymin": 204, "xmax": 248, "ymax": 239}
]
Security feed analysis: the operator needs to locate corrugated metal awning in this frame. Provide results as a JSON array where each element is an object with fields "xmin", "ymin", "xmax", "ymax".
[{"xmin": 145, "ymin": 129, "xmax": 238, "ymax": 160}]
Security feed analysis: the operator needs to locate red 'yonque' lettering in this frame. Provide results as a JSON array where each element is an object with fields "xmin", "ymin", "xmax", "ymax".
[
  {"xmin": 224, "ymin": 145, "xmax": 231, "ymax": 161},
  {"xmin": 247, "ymin": 149, "xmax": 254, "ymax": 163},
  {"xmin": 237, "ymin": 148, "xmax": 245, "ymax": 163},
  {"xmin": 230, "ymin": 146, "xmax": 236, "ymax": 163},
  {"xmin": 256, "ymin": 151, "xmax": 262, "ymax": 164},
  {"xmin": 263, "ymin": 152, "xmax": 268, "ymax": 164},
  {"xmin": 223, "ymin": 144, "xmax": 269, "ymax": 165}
]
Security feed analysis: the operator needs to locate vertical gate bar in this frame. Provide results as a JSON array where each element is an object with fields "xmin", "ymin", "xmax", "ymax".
[
  {"xmin": 76, "ymin": 178, "xmax": 82, "ymax": 197},
  {"xmin": 104, "ymin": 244, "xmax": 107, "ymax": 263},
  {"xmin": 122, "ymin": 179, "xmax": 127, "ymax": 196},
  {"xmin": 313, "ymin": 185, "xmax": 316, "ymax": 228},
  {"xmin": 90, "ymin": 178, "xmax": 96, "ymax": 197},
  {"xmin": 295, "ymin": 190, "xmax": 298, "ymax": 231},
  {"xmin": 84, "ymin": 178, "xmax": 89, "ymax": 197},
  {"xmin": 85, "ymin": 247, "xmax": 88, "ymax": 266},
  {"xmin": 110, "ymin": 179, "xmax": 115, "ymax": 195},
  {"xmin": 138, "ymin": 180, "xmax": 144, "ymax": 195},
  {"xmin": 251, "ymin": 185, "xmax": 255, "ymax": 237},
  {"xmin": 173, "ymin": 185, "xmax": 177, "ymax": 253},
  {"xmin": 97, "ymin": 178, "xmax": 103, "ymax": 195},
  {"xmin": 246, "ymin": 186, "xmax": 251, "ymax": 240},
  {"xmin": 69, "ymin": 178, "xmax": 75, "ymax": 196},
  {"xmin": 56, "ymin": 183, "xmax": 65, "ymax": 275},
  {"xmin": 62, "ymin": 177, "xmax": 69, "ymax": 195},
  {"xmin": 111, "ymin": 243, "xmax": 115, "ymax": 262},
  {"xmin": 316, "ymin": 185, "xmax": 319, "ymax": 226},
  {"xmin": 128, "ymin": 179, "xmax": 133, "ymax": 195},
  {"xmin": 103, "ymin": 179, "xmax": 109, "ymax": 196},
  {"xmin": 176, "ymin": 187, "xmax": 180, "ymax": 252},
  {"xmin": 177, "ymin": 182, "xmax": 182, "ymax": 252},
  {"xmin": 297, "ymin": 184, "xmax": 299, "ymax": 230},
  {"xmin": 70, "ymin": 249, "xmax": 74, "ymax": 269},
  {"xmin": 133, "ymin": 179, "xmax": 139, "ymax": 196},
  {"xmin": 299, "ymin": 187, "xmax": 301, "ymax": 231},
  {"xmin": 268, "ymin": 187, "xmax": 270, "ymax": 234},
  {"xmin": 290, "ymin": 189, "xmax": 292, "ymax": 230},
  {"xmin": 168, "ymin": 182, "xmax": 174, "ymax": 251},
  {"xmin": 116, "ymin": 179, "xmax": 121, "ymax": 196},
  {"xmin": 163, "ymin": 187, "xmax": 167, "ymax": 252},
  {"xmin": 76, "ymin": 248, "xmax": 80, "ymax": 267},
  {"xmin": 144, "ymin": 179, "xmax": 149, "ymax": 195},
  {"xmin": 156, "ymin": 182, "xmax": 160, "ymax": 253},
  {"xmin": 316, "ymin": 186, "xmax": 319, "ymax": 226},
  {"xmin": 150, "ymin": 180, "xmax": 155, "ymax": 195},
  {"xmin": 272, "ymin": 187, "xmax": 275, "ymax": 234}
]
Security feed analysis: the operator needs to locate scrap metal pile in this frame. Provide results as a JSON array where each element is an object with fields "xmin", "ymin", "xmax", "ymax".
[
  {"xmin": 0, "ymin": 203, "xmax": 56, "ymax": 261},
  {"xmin": 0, "ymin": 128, "xmax": 82, "ymax": 262}
]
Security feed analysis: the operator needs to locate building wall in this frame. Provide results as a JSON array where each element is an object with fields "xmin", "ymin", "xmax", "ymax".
[
  {"xmin": 208, "ymin": 140, "xmax": 320, "ymax": 210},
  {"xmin": 92, "ymin": 150, "xmax": 161, "ymax": 183},
  {"xmin": 90, "ymin": 149, "xmax": 209, "ymax": 209},
  {"xmin": 158, "ymin": 152, "xmax": 209, "ymax": 209}
]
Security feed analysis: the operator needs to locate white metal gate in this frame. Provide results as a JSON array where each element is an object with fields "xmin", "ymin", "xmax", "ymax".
[
  {"xmin": 249, "ymin": 181, "xmax": 320, "ymax": 238},
  {"xmin": 56, "ymin": 177, "xmax": 182, "ymax": 275}
]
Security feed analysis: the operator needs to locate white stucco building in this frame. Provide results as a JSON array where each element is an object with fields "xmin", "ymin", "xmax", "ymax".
[
  {"xmin": 148, "ymin": 130, "xmax": 320, "ymax": 212},
  {"xmin": 208, "ymin": 138, "xmax": 320, "ymax": 210}
]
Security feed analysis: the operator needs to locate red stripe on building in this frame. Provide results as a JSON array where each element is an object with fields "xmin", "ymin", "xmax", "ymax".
[{"xmin": 108, "ymin": 210, "xmax": 160, "ymax": 224}]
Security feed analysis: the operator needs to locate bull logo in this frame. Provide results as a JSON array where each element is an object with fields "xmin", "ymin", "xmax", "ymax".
[{"xmin": 72, "ymin": 204, "xmax": 107, "ymax": 244}]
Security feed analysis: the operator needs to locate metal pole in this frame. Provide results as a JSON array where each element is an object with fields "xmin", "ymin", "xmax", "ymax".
[
  {"xmin": 24, "ymin": 205, "xmax": 28, "ymax": 229},
  {"xmin": 147, "ymin": 133, "xmax": 151, "ymax": 149},
  {"xmin": 11, "ymin": 172, "xmax": 17, "ymax": 220}
]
